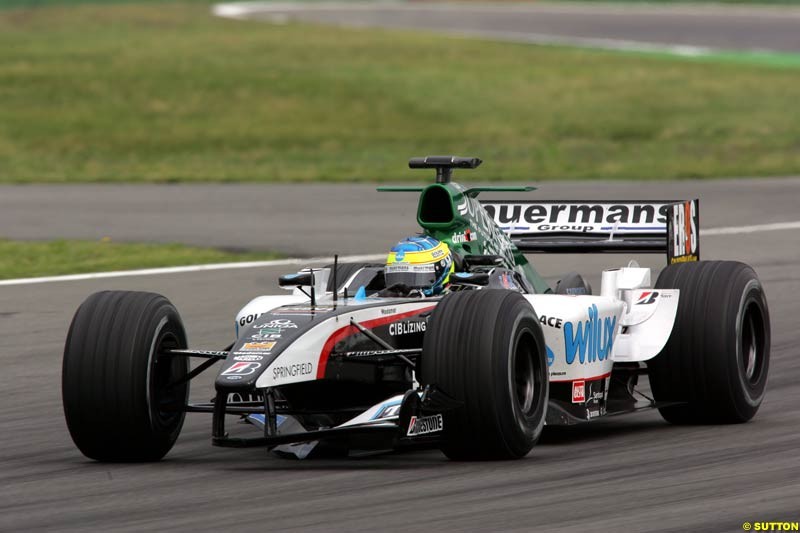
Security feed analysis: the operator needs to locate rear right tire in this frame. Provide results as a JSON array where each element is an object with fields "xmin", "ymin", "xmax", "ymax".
[{"xmin": 647, "ymin": 261, "xmax": 770, "ymax": 424}]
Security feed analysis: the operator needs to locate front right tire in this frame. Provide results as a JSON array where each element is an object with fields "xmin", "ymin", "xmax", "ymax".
[{"xmin": 63, "ymin": 291, "xmax": 189, "ymax": 461}]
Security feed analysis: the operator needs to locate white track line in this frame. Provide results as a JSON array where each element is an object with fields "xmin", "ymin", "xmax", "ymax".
[
  {"xmin": 0, "ymin": 254, "xmax": 385, "ymax": 287},
  {"xmin": 1, "ymin": 221, "xmax": 798, "ymax": 286},
  {"xmin": 212, "ymin": 2, "xmax": 800, "ymax": 20},
  {"xmin": 210, "ymin": 1, "xmax": 796, "ymax": 57},
  {"xmin": 702, "ymin": 220, "xmax": 800, "ymax": 236},
  {"xmin": 211, "ymin": 2, "xmax": 715, "ymax": 57}
]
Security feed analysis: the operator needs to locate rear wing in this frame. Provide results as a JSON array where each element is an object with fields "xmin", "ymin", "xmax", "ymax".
[{"xmin": 481, "ymin": 200, "xmax": 699, "ymax": 264}]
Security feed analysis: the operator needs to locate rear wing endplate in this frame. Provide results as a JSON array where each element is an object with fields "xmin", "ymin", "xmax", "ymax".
[{"xmin": 481, "ymin": 200, "xmax": 699, "ymax": 264}]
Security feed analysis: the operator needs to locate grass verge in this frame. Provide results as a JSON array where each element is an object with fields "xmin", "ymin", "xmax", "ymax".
[
  {"xmin": 0, "ymin": 239, "xmax": 280, "ymax": 280},
  {"xmin": 1, "ymin": 3, "xmax": 800, "ymax": 182}
]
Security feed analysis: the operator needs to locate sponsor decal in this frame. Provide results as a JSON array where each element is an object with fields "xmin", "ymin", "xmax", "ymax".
[
  {"xmin": 588, "ymin": 390, "xmax": 605, "ymax": 402},
  {"xmin": 226, "ymin": 375, "xmax": 243, "ymax": 381},
  {"xmin": 539, "ymin": 315, "xmax": 563, "ymax": 328},
  {"xmin": 277, "ymin": 306, "xmax": 334, "ymax": 315},
  {"xmin": 251, "ymin": 333, "xmax": 281, "ymax": 341},
  {"xmin": 407, "ymin": 414, "xmax": 444, "ymax": 436},
  {"xmin": 259, "ymin": 327, "xmax": 282, "ymax": 335},
  {"xmin": 451, "ymin": 228, "xmax": 474, "ymax": 244},
  {"xmin": 233, "ymin": 354, "xmax": 264, "ymax": 362},
  {"xmin": 546, "ymin": 345, "xmax": 555, "ymax": 367},
  {"xmin": 386, "ymin": 263, "xmax": 435, "ymax": 273},
  {"xmin": 374, "ymin": 403, "xmax": 402, "ymax": 420},
  {"xmin": 238, "ymin": 313, "xmax": 264, "ymax": 327},
  {"xmin": 381, "ymin": 308, "xmax": 397, "ymax": 316},
  {"xmin": 668, "ymin": 200, "xmax": 700, "ymax": 264},
  {"xmin": 572, "ymin": 380, "xmax": 586, "ymax": 404},
  {"xmin": 535, "ymin": 224, "xmax": 593, "ymax": 233},
  {"xmin": 241, "ymin": 341, "xmax": 276, "ymax": 351},
  {"xmin": 483, "ymin": 202, "xmax": 671, "ymax": 230},
  {"xmin": 455, "ymin": 196, "xmax": 518, "ymax": 269},
  {"xmin": 564, "ymin": 304, "xmax": 617, "ymax": 365},
  {"xmin": 389, "ymin": 321, "xmax": 426, "ymax": 336},
  {"xmin": 636, "ymin": 291, "xmax": 659, "ymax": 305},
  {"xmin": 565, "ymin": 287, "xmax": 589, "ymax": 296},
  {"xmin": 500, "ymin": 272, "xmax": 518, "ymax": 290},
  {"xmin": 431, "ymin": 248, "xmax": 445, "ymax": 259},
  {"xmin": 343, "ymin": 349, "xmax": 395, "ymax": 357},
  {"xmin": 272, "ymin": 362, "xmax": 313, "ymax": 380},
  {"xmin": 222, "ymin": 361, "xmax": 261, "ymax": 376},
  {"xmin": 253, "ymin": 319, "xmax": 297, "ymax": 330}
]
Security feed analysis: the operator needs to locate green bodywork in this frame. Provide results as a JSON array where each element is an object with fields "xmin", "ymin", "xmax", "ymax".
[{"xmin": 378, "ymin": 182, "xmax": 552, "ymax": 294}]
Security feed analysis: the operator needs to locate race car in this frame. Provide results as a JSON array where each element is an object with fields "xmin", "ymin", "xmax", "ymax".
[{"xmin": 62, "ymin": 156, "xmax": 771, "ymax": 461}]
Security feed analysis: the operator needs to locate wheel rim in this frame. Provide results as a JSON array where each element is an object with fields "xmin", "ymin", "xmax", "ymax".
[
  {"xmin": 740, "ymin": 300, "xmax": 766, "ymax": 386},
  {"xmin": 151, "ymin": 330, "xmax": 187, "ymax": 429},
  {"xmin": 513, "ymin": 332, "xmax": 537, "ymax": 415}
]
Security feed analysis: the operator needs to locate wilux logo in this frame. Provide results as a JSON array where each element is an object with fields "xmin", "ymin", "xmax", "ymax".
[{"xmin": 564, "ymin": 304, "xmax": 616, "ymax": 364}]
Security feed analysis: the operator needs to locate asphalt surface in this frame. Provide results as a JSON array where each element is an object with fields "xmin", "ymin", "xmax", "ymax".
[
  {"xmin": 1, "ymin": 180, "xmax": 800, "ymax": 531},
  {"xmin": 2, "ymin": 177, "xmax": 800, "ymax": 256},
  {"xmin": 217, "ymin": 1, "xmax": 800, "ymax": 53}
]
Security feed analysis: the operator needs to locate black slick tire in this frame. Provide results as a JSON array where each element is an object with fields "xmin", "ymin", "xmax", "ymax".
[
  {"xmin": 420, "ymin": 290, "xmax": 548, "ymax": 460},
  {"xmin": 62, "ymin": 291, "xmax": 189, "ymax": 461},
  {"xmin": 648, "ymin": 261, "xmax": 770, "ymax": 424}
]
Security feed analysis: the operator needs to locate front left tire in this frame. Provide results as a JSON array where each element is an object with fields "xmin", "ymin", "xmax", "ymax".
[
  {"xmin": 420, "ymin": 290, "xmax": 548, "ymax": 460},
  {"xmin": 63, "ymin": 291, "xmax": 189, "ymax": 461}
]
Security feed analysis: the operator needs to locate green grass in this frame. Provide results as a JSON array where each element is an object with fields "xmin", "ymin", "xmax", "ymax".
[
  {"xmin": 0, "ymin": 0, "xmax": 213, "ymax": 9},
  {"xmin": 1, "ymin": 3, "xmax": 800, "ymax": 182},
  {"xmin": 0, "ymin": 239, "xmax": 280, "ymax": 280}
]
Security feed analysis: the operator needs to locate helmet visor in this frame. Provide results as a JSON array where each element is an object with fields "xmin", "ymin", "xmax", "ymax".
[{"xmin": 384, "ymin": 263, "xmax": 437, "ymax": 289}]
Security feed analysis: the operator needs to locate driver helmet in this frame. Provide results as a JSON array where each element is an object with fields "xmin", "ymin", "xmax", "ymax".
[{"xmin": 385, "ymin": 236, "xmax": 454, "ymax": 296}]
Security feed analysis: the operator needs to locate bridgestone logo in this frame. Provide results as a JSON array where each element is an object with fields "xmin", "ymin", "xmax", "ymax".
[{"xmin": 407, "ymin": 414, "xmax": 444, "ymax": 436}]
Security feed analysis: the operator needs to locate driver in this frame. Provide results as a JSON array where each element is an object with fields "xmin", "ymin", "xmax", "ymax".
[{"xmin": 379, "ymin": 236, "xmax": 454, "ymax": 297}]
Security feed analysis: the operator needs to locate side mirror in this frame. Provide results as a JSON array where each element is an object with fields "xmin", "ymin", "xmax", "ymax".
[{"xmin": 278, "ymin": 272, "xmax": 313, "ymax": 288}]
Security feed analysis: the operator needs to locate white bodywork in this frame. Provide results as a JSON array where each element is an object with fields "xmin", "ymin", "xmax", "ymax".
[
  {"xmin": 254, "ymin": 301, "xmax": 436, "ymax": 388},
  {"xmin": 235, "ymin": 294, "xmax": 308, "ymax": 336},
  {"xmin": 526, "ymin": 266, "xmax": 679, "ymax": 384},
  {"xmin": 234, "ymin": 265, "xmax": 678, "ymax": 389}
]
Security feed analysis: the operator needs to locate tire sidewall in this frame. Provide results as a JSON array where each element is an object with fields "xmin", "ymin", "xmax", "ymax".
[
  {"xmin": 733, "ymin": 278, "xmax": 769, "ymax": 411},
  {"xmin": 497, "ymin": 306, "xmax": 547, "ymax": 451},
  {"xmin": 144, "ymin": 311, "xmax": 189, "ymax": 445}
]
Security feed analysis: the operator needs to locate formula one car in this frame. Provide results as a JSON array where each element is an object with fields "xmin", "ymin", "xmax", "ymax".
[{"xmin": 62, "ymin": 156, "xmax": 771, "ymax": 461}]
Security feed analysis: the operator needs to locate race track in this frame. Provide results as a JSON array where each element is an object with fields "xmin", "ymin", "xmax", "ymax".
[
  {"xmin": 215, "ymin": 1, "xmax": 800, "ymax": 54},
  {"xmin": 2, "ymin": 180, "xmax": 799, "ymax": 531}
]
